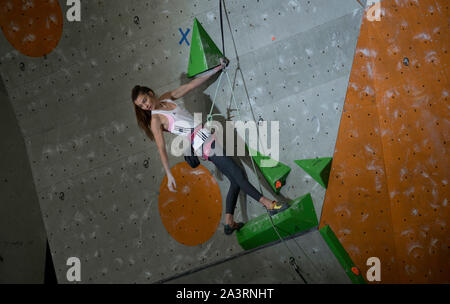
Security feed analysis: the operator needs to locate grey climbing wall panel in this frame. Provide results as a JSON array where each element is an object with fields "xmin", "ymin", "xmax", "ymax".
[
  {"xmin": 0, "ymin": 75, "xmax": 47, "ymax": 283},
  {"xmin": 165, "ymin": 229, "xmax": 352, "ymax": 284}
]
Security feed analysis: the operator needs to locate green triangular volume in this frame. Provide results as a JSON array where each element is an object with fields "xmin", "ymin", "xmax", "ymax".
[
  {"xmin": 319, "ymin": 225, "xmax": 367, "ymax": 284},
  {"xmin": 187, "ymin": 18, "xmax": 224, "ymax": 77},
  {"xmin": 237, "ymin": 193, "xmax": 318, "ymax": 250},
  {"xmin": 294, "ymin": 157, "xmax": 332, "ymax": 188},
  {"xmin": 246, "ymin": 145, "xmax": 291, "ymax": 194}
]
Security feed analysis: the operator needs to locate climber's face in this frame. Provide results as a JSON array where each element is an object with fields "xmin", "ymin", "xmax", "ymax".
[{"xmin": 135, "ymin": 91, "xmax": 159, "ymax": 111}]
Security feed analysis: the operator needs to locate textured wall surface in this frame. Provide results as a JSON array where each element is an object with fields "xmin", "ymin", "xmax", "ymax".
[
  {"xmin": 0, "ymin": 74, "xmax": 47, "ymax": 283},
  {"xmin": 320, "ymin": 0, "xmax": 449, "ymax": 283},
  {"xmin": 0, "ymin": 0, "xmax": 365, "ymax": 283},
  {"xmin": 166, "ymin": 229, "xmax": 351, "ymax": 284}
]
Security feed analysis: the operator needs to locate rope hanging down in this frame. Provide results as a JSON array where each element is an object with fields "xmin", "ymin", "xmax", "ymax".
[{"xmin": 206, "ymin": 0, "xmax": 324, "ymax": 284}]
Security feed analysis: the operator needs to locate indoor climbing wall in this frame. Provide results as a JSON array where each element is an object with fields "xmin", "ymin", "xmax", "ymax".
[
  {"xmin": 320, "ymin": 0, "xmax": 449, "ymax": 283},
  {"xmin": 201, "ymin": 0, "xmax": 365, "ymax": 218},
  {"xmin": 165, "ymin": 229, "xmax": 352, "ymax": 284},
  {"xmin": 0, "ymin": 74, "xmax": 47, "ymax": 283},
  {"xmin": 1, "ymin": 0, "xmax": 365, "ymax": 283}
]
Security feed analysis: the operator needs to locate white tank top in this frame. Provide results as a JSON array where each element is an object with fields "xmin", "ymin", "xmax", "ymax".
[
  {"xmin": 151, "ymin": 99, "xmax": 215, "ymax": 158},
  {"xmin": 151, "ymin": 99, "xmax": 198, "ymax": 136}
]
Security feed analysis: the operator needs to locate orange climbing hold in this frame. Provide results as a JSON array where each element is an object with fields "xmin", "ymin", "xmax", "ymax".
[
  {"xmin": 0, "ymin": 0, "xmax": 63, "ymax": 57},
  {"xmin": 275, "ymin": 180, "xmax": 282, "ymax": 189},
  {"xmin": 352, "ymin": 267, "xmax": 360, "ymax": 276},
  {"xmin": 158, "ymin": 162, "xmax": 222, "ymax": 246}
]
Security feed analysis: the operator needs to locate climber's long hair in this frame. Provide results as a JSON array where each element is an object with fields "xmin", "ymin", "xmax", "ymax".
[{"xmin": 131, "ymin": 85, "xmax": 156, "ymax": 141}]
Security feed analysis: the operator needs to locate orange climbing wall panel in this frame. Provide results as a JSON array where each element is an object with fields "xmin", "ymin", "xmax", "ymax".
[{"xmin": 320, "ymin": 0, "xmax": 449, "ymax": 283}]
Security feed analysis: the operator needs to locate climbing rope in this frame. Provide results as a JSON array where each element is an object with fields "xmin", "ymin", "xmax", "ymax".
[
  {"xmin": 219, "ymin": 0, "xmax": 225, "ymax": 58},
  {"xmin": 206, "ymin": 68, "xmax": 225, "ymax": 123},
  {"xmin": 204, "ymin": 0, "xmax": 327, "ymax": 284}
]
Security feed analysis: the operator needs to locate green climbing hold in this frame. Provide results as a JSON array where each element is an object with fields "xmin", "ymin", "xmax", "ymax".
[
  {"xmin": 294, "ymin": 157, "xmax": 332, "ymax": 188},
  {"xmin": 319, "ymin": 225, "xmax": 367, "ymax": 284},
  {"xmin": 187, "ymin": 18, "xmax": 224, "ymax": 78},
  {"xmin": 236, "ymin": 193, "xmax": 318, "ymax": 250},
  {"xmin": 246, "ymin": 145, "xmax": 291, "ymax": 194}
]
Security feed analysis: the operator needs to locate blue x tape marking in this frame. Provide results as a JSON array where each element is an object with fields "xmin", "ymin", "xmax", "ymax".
[{"xmin": 179, "ymin": 28, "xmax": 190, "ymax": 46}]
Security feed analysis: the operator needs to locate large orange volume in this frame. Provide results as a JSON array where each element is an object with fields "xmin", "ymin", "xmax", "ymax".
[
  {"xmin": 0, "ymin": 0, "xmax": 63, "ymax": 57},
  {"xmin": 158, "ymin": 162, "xmax": 222, "ymax": 246},
  {"xmin": 320, "ymin": 0, "xmax": 449, "ymax": 283}
]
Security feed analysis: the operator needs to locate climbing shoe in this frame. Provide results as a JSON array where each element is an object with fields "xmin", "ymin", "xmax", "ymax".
[
  {"xmin": 267, "ymin": 201, "xmax": 290, "ymax": 216},
  {"xmin": 224, "ymin": 222, "xmax": 244, "ymax": 235}
]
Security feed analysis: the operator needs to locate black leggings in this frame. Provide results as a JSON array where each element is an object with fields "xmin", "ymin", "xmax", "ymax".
[{"xmin": 208, "ymin": 152, "xmax": 263, "ymax": 215}]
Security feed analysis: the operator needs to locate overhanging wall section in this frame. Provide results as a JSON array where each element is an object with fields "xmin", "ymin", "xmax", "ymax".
[{"xmin": 320, "ymin": 0, "xmax": 449, "ymax": 283}]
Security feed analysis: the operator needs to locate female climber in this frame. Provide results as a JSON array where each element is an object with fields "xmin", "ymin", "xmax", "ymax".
[{"xmin": 131, "ymin": 59, "xmax": 289, "ymax": 235}]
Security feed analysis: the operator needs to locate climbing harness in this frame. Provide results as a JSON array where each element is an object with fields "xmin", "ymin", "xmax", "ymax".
[{"xmin": 205, "ymin": 0, "xmax": 325, "ymax": 284}]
